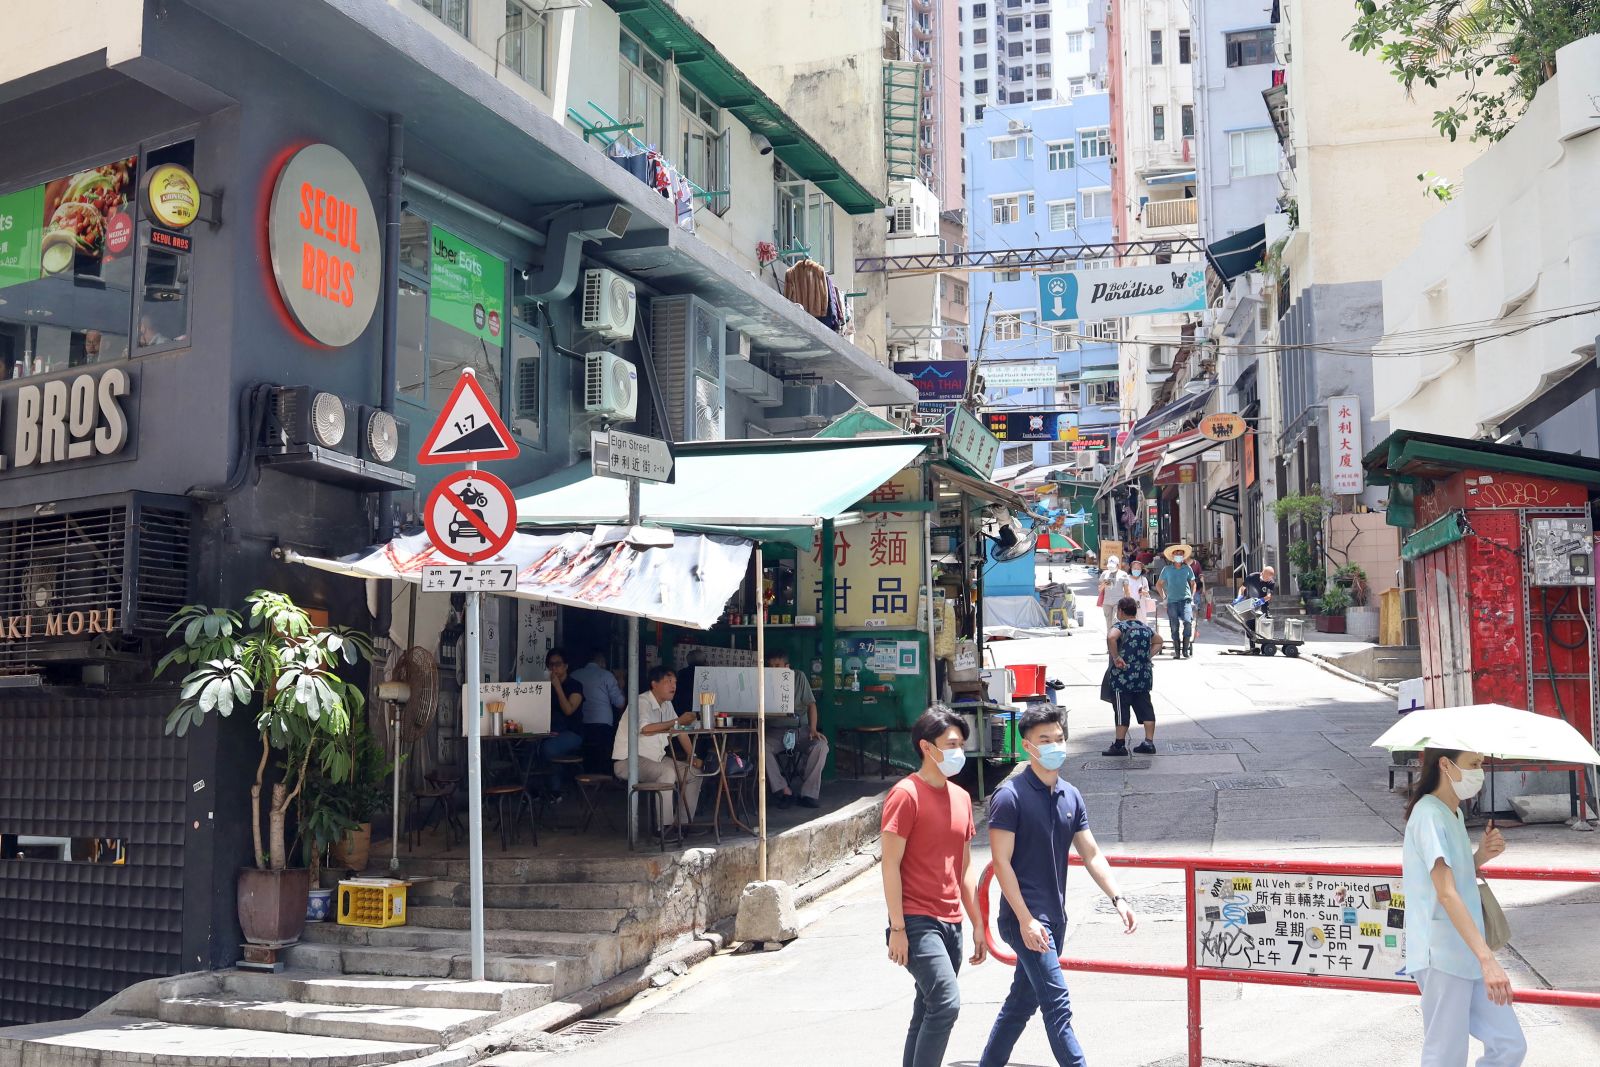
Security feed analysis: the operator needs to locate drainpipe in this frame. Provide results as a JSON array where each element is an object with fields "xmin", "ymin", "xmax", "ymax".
[{"xmin": 376, "ymin": 114, "xmax": 403, "ymax": 642}]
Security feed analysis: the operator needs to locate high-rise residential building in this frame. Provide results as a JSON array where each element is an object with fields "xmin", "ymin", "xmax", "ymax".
[{"xmin": 960, "ymin": 0, "xmax": 1106, "ymax": 124}]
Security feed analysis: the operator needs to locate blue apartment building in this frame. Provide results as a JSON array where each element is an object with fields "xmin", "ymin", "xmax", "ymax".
[{"xmin": 966, "ymin": 92, "xmax": 1120, "ymax": 469}]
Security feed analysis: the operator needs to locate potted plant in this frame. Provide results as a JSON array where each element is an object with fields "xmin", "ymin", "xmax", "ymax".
[
  {"xmin": 1332, "ymin": 563, "xmax": 1369, "ymax": 603},
  {"xmin": 158, "ymin": 590, "xmax": 371, "ymax": 947},
  {"xmin": 1295, "ymin": 565, "xmax": 1326, "ymax": 614},
  {"xmin": 1333, "ymin": 563, "xmax": 1379, "ymax": 639},
  {"xmin": 325, "ymin": 726, "xmax": 392, "ymax": 873},
  {"xmin": 1317, "ymin": 585, "xmax": 1352, "ymax": 633}
]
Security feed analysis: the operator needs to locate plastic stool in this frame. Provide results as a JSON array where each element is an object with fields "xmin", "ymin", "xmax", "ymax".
[{"xmin": 485, "ymin": 784, "xmax": 537, "ymax": 850}]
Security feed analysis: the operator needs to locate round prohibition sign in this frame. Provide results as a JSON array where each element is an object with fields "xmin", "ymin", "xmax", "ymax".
[{"xmin": 424, "ymin": 469, "xmax": 518, "ymax": 563}]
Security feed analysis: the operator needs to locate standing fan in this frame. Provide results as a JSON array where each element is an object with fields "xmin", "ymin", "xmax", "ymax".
[{"xmin": 381, "ymin": 647, "xmax": 439, "ymax": 870}]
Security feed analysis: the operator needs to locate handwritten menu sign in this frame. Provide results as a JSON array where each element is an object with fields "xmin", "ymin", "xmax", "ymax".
[
  {"xmin": 688, "ymin": 667, "xmax": 795, "ymax": 716},
  {"xmin": 475, "ymin": 681, "xmax": 550, "ymax": 734},
  {"xmin": 1193, "ymin": 870, "xmax": 1408, "ymax": 983}
]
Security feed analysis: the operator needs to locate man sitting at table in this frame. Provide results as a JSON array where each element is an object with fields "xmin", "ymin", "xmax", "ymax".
[
  {"xmin": 613, "ymin": 666, "xmax": 702, "ymax": 830},
  {"xmin": 764, "ymin": 650, "xmax": 829, "ymax": 810}
]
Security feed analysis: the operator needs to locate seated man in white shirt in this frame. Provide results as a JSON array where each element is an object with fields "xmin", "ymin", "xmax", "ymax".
[{"xmin": 613, "ymin": 666, "xmax": 702, "ymax": 830}]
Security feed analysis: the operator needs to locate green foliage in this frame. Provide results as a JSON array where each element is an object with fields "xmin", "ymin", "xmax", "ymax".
[
  {"xmin": 1320, "ymin": 585, "xmax": 1355, "ymax": 614},
  {"xmin": 157, "ymin": 590, "xmax": 372, "ymax": 870},
  {"xmin": 1297, "ymin": 569, "xmax": 1327, "ymax": 597},
  {"xmin": 1346, "ymin": 1, "xmax": 1600, "ymax": 142},
  {"xmin": 1272, "ymin": 490, "xmax": 1336, "ymax": 528},
  {"xmin": 1286, "ymin": 539, "xmax": 1317, "ymax": 574}
]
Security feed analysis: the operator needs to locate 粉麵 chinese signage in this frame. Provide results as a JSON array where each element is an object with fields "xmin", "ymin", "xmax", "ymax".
[
  {"xmin": 1037, "ymin": 262, "xmax": 1207, "ymax": 324},
  {"xmin": 1327, "ymin": 394, "xmax": 1364, "ymax": 495},
  {"xmin": 431, "ymin": 226, "xmax": 505, "ymax": 345},
  {"xmin": 797, "ymin": 472, "xmax": 925, "ymax": 629},
  {"xmin": 267, "ymin": 143, "xmax": 381, "ymax": 347}
]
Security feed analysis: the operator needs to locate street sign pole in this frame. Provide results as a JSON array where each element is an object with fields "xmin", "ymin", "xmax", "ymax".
[
  {"xmin": 625, "ymin": 476, "xmax": 641, "ymax": 850},
  {"xmin": 463, "ymin": 457, "xmax": 487, "ymax": 982},
  {"xmin": 756, "ymin": 542, "xmax": 767, "ymax": 882}
]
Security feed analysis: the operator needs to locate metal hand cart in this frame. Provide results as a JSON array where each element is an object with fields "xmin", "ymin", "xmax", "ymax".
[{"xmin": 1222, "ymin": 598, "xmax": 1305, "ymax": 658}]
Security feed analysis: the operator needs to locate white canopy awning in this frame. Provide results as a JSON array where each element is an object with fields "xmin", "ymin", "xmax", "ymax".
[{"xmin": 283, "ymin": 528, "xmax": 752, "ymax": 630}]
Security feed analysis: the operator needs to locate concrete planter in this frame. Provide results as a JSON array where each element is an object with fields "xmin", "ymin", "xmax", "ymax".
[{"xmin": 1345, "ymin": 606, "xmax": 1380, "ymax": 640}]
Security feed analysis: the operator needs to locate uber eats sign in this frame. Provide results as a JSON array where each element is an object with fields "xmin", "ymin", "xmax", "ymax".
[{"xmin": 0, "ymin": 365, "xmax": 132, "ymax": 473}]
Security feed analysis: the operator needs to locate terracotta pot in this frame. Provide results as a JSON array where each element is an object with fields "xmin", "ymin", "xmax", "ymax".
[
  {"xmin": 330, "ymin": 823, "xmax": 372, "ymax": 872},
  {"xmin": 237, "ymin": 866, "xmax": 311, "ymax": 947}
]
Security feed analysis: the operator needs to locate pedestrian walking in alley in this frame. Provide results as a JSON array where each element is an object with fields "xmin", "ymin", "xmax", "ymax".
[
  {"xmin": 881, "ymin": 706, "xmax": 987, "ymax": 1067},
  {"xmin": 1124, "ymin": 557, "xmax": 1153, "ymax": 626},
  {"xmin": 1403, "ymin": 748, "xmax": 1525, "ymax": 1067},
  {"xmin": 979, "ymin": 707, "xmax": 1138, "ymax": 1067},
  {"xmin": 1096, "ymin": 555, "xmax": 1124, "ymax": 630},
  {"xmin": 1155, "ymin": 543, "xmax": 1197, "ymax": 658},
  {"xmin": 1102, "ymin": 596, "xmax": 1162, "ymax": 757}
]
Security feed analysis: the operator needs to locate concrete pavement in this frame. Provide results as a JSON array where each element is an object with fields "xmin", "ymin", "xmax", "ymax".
[{"xmin": 489, "ymin": 568, "xmax": 1600, "ymax": 1066}]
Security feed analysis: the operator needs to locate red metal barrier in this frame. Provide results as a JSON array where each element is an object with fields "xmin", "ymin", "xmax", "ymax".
[{"xmin": 977, "ymin": 853, "xmax": 1600, "ymax": 1066}]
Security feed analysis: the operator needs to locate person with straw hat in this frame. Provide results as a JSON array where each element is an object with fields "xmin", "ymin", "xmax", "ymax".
[{"xmin": 1155, "ymin": 543, "xmax": 1198, "ymax": 658}]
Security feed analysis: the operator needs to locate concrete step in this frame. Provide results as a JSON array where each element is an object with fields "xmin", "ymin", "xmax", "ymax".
[
  {"xmin": 408, "ymin": 904, "xmax": 629, "ymax": 933},
  {"xmin": 155, "ymin": 992, "xmax": 497, "ymax": 1046},
  {"xmin": 216, "ymin": 969, "xmax": 551, "ymax": 1013},
  {"xmin": 302, "ymin": 920, "xmax": 611, "ymax": 958},
  {"xmin": 0, "ymin": 1016, "xmax": 460, "ymax": 1067},
  {"xmin": 411, "ymin": 878, "xmax": 651, "ymax": 910},
  {"xmin": 395, "ymin": 855, "xmax": 657, "ymax": 884},
  {"xmin": 284, "ymin": 940, "xmax": 592, "ymax": 994}
]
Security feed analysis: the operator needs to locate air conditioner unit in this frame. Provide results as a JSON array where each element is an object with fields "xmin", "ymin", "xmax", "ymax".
[
  {"xmin": 581, "ymin": 268, "xmax": 637, "ymax": 339},
  {"xmin": 1074, "ymin": 450, "xmax": 1097, "ymax": 470},
  {"xmin": 264, "ymin": 386, "xmax": 358, "ymax": 455},
  {"xmin": 1007, "ymin": 119, "xmax": 1025, "ymax": 133},
  {"xmin": 357, "ymin": 406, "xmax": 409, "ymax": 466},
  {"xmin": 1149, "ymin": 346, "xmax": 1174, "ymax": 369},
  {"xmin": 584, "ymin": 352, "xmax": 639, "ymax": 421},
  {"xmin": 651, "ymin": 294, "xmax": 725, "ymax": 441},
  {"xmin": 889, "ymin": 203, "xmax": 916, "ymax": 235}
]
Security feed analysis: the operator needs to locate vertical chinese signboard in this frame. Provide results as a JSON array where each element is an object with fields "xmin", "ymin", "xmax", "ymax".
[
  {"xmin": 797, "ymin": 470, "xmax": 925, "ymax": 629},
  {"xmin": 1327, "ymin": 395, "xmax": 1364, "ymax": 495}
]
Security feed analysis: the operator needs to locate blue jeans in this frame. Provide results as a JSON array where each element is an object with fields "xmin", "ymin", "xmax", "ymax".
[
  {"xmin": 538, "ymin": 730, "xmax": 583, "ymax": 794},
  {"xmin": 1165, "ymin": 598, "xmax": 1193, "ymax": 648},
  {"xmin": 899, "ymin": 915, "xmax": 964, "ymax": 1067},
  {"xmin": 980, "ymin": 913, "xmax": 1086, "ymax": 1067}
]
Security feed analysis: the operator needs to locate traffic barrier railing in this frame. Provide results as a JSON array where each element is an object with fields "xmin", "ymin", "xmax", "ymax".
[{"xmin": 978, "ymin": 853, "xmax": 1600, "ymax": 1067}]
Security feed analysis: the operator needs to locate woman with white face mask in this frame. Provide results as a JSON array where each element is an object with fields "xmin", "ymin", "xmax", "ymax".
[{"xmin": 1402, "ymin": 748, "xmax": 1524, "ymax": 1066}]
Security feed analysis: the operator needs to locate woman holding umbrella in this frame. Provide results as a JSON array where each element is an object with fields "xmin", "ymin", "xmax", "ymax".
[{"xmin": 1402, "ymin": 748, "xmax": 1524, "ymax": 1066}]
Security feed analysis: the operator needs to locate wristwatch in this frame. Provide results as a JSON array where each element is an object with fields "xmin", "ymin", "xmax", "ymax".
[{"xmin": 1110, "ymin": 895, "xmax": 1124, "ymax": 907}]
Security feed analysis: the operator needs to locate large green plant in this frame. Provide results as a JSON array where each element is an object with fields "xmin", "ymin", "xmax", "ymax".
[
  {"xmin": 1321, "ymin": 585, "xmax": 1355, "ymax": 614},
  {"xmin": 1272, "ymin": 490, "xmax": 1336, "ymax": 528},
  {"xmin": 1346, "ymin": 1, "xmax": 1600, "ymax": 142},
  {"xmin": 157, "ymin": 590, "xmax": 372, "ymax": 871}
]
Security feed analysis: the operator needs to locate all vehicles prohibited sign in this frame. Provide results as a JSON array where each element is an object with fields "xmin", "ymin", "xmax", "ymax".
[{"xmin": 424, "ymin": 470, "xmax": 517, "ymax": 563}]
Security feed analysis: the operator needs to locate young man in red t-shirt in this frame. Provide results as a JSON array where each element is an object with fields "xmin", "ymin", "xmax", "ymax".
[{"xmin": 881, "ymin": 706, "xmax": 987, "ymax": 1067}]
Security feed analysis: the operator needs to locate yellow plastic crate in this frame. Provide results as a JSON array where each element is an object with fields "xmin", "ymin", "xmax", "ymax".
[{"xmin": 336, "ymin": 878, "xmax": 409, "ymax": 928}]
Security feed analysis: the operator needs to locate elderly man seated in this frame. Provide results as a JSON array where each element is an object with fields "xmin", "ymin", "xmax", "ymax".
[
  {"xmin": 613, "ymin": 666, "xmax": 702, "ymax": 831},
  {"xmin": 763, "ymin": 650, "xmax": 829, "ymax": 810}
]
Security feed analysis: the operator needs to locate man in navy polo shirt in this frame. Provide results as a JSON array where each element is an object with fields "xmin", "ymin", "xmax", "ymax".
[{"xmin": 979, "ymin": 707, "xmax": 1138, "ymax": 1067}]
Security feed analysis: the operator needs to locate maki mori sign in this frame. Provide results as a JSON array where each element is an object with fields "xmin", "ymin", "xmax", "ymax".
[
  {"xmin": 0, "ymin": 609, "xmax": 120, "ymax": 643},
  {"xmin": 0, "ymin": 365, "xmax": 133, "ymax": 473},
  {"xmin": 267, "ymin": 143, "xmax": 381, "ymax": 347}
]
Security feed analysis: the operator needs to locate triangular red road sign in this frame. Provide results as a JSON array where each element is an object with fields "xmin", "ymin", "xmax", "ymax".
[{"xmin": 417, "ymin": 370, "xmax": 520, "ymax": 464}]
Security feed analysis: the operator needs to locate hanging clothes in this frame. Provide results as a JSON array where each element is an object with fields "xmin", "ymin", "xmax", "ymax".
[
  {"xmin": 820, "ymin": 279, "xmax": 843, "ymax": 332},
  {"xmin": 783, "ymin": 258, "xmax": 829, "ymax": 318}
]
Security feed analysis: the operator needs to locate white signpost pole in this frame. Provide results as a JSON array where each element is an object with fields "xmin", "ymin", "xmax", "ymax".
[
  {"xmin": 625, "ymin": 476, "xmax": 641, "ymax": 850},
  {"xmin": 463, "ymin": 459, "xmax": 487, "ymax": 982},
  {"xmin": 756, "ymin": 542, "xmax": 767, "ymax": 882}
]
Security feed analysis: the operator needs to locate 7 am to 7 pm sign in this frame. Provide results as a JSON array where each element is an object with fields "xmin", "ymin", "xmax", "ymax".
[{"xmin": 1038, "ymin": 262, "xmax": 1206, "ymax": 323}]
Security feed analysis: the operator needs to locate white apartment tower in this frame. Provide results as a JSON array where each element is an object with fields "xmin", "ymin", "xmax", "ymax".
[{"xmin": 960, "ymin": 0, "xmax": 1105, "ymax": 124}]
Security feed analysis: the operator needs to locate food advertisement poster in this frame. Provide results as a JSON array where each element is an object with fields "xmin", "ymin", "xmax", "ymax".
[
  {"xmin": 430, "ymin": 225, "xmax": 504, "ymax": 345},
  {"xmin": 0, "ymin": 156, "xmax": 137, "ymax": 290}
]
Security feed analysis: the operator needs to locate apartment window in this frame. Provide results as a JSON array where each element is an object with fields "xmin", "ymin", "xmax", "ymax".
[
  {"xmin": 993, "ymin": 313, "xmax": 1024, "ymax": 341},
  {"xmin": 775, "ymin": 162, "xmax": 836, "ymax": 271},
  {"xmin": 1035, "ymin": 13, "xmax": 1050, "ymax": 29},
  {"xmin": 1038, "ymin": 88, "xmax": 1052, "ymax": 99},
  {"xmin": 1152, "ymin": 105, "xmax": 1165, "ymax": 141},
  {"xmin": 1067, "ymin": 32, "xmax": 1085, "ymax": 52},
  {"xmin": 619, "ymin": 30, "xmax": 667, "ymax": 148},
  {"xmin": 1052, "ymin": 328, "xmax": 1077, "ymax": 353},
  {"xmin": 1087, "ymin": 380, "xmax": 1120, "ymax": 405},
  {"xmin": 995, "ymin": 269, "xmax": 1022, "ymax": 283},
  {"xmin": 503, "ymin": 1, "xmax": 547, "ymax": 90},
  {"xmin": 1024, "ymin": 192, "xmax": 1035, "ymax": 214},
  {"xmin": 973, "ymin": 3, "xmax": 987, "ymax": 17},
  {"xmin": 1229, "ymin": 128, "xmax": 1278, "ymax": 177},
  {"xmin": 1082, "ymin": 318, "xmax": 1121, "ymax": 339},
  {"xmin": 1150, "ymin": 30, "xmax": 1163, "ymax": 63},
  {"xmin": 974, "ymin": 28, "xmax": 987, "ymax": 45},
  {"xmin": 974, "ymin": 53, "xmax": 988, "ymax": 69},
  {"xmin": 1081, "ymin": 187, "xmax": 1111, "ymax": 219},
  {"xmin": 975, "ymin": 104, "xmax": 986, "ymax": 121},
  {"xmin": 1009, "ymin": 41, "xmax": 1025, "ymax": 57},
  {"xmin": 412, "ymin": 0, "xmax": 467, "ymax": 36},
  {"xmin": 1069, "ymin": 76, "xmax": 1087, "ymax": 96},
  {"xmin": 1182, "ymin": 104, "xmax": 1195, "ymax": 137},
  {"xmin": 1079, "ymin": 126, "xmax": 1110, "ymax": 158},
  {"xmin": 680, "ymin": 84, "xmax": 730, "ymax": 216},
  {"xmin": 1007, "ymin": 16, "xmax": 1023, "ymax": 32},
  {"xmin": 1036, "ymin": 37, "xmax": 1051, "ymax": 54},
  {"xmin": 1076, "ymin": 254, "xmax": 1114, "ymax": 273},
  {"xmin": 1046, "ymin": 140, "xmax": 1074, "ymax": 170},
  {"xmin": 950, "ymin": 281, "xmax": 969, "ymax": 304},
  {"xmin": 1037, "ymin": 62, "xmax": 1052, "ymax": 77},
  {"xmin": 1010, "ymin": 67, "xmax": 1024, "ymax": 82},
  {"xmin": 1226, "ymin": 28, "xmax": 1275, "ymax": 67},
  {"xmin": 1010, "ymin": 91, "xmax": 1026, "ymax": 103},
  {"xmin": 1046, "ymin": 200, "xmax": 1077, "ymax": 232},
  {"xmin": 975, "ymin": 78, "xmax": 989, "ymax": 95},
  {"xmin": 991, "ymin": 135, "xmax": 1031, "ymax": 159},
  {"xmin": 1178, "ymin": 30, "xmax": 1192, "ymax": 64},
  {"xmin": 991, "ymin": 194, "xmax": 1021, "ymax": 225}
]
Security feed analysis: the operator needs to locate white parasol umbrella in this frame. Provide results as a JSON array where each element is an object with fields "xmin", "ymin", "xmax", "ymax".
[{"xmin": 1372, "ymin": 704, "xmax": 1600, "ymax": 765}]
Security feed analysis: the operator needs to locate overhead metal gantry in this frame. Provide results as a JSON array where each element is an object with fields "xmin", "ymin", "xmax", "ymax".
[{"xmin": 856, "ymin": 237, "xmax": 1208, "ymax": 273}]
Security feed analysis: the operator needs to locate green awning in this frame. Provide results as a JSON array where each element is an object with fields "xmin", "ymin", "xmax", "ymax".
[
  {"xmin": 603, "ymin": 0, "xmax": 881, "ymax": 214},
  {"xmin": 1364, "ymin": 429, "xmax": 1600, "ymax": 489},
  {"xmin": 1402, "ymin": 510, "xmax": 1468, "ymax": 561},
  {"xmin": 513, "ymin": 437, "xmax": 929, "ymax": 549}
]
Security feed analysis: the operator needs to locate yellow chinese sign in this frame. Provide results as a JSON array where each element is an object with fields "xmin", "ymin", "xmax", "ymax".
[{"xmin": 796, "ymin": 472, "xmax": 925, "ymax": 629}]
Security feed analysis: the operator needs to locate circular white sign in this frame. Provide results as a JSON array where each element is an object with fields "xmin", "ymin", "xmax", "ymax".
[{"xmin": 267, "ymin": 143, "xmax": 381, "ymax": 347}]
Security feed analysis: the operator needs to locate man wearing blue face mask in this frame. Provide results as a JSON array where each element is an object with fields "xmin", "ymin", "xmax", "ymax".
[{"xmin": 980, "ymin": 707, "xmax": 1137, "ymax": 1067}]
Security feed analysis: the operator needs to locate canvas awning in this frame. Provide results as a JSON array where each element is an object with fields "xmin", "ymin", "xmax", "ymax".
[
  {"xmin": 1126, "ymin": 384, "xmax": 1216, "ymax": 440},
  {"xmin": 1208, "ymin": 224, "xmax": 1267, "ymax": 284},
  {"xmin": 1206, "ymin": 485, "xmax": 1241, "ymax": 517},
  {"xmin": 514, "ymin": 438, "xmax": 931, "ymax": 549},
  {"xmin": 282, "ymin": 529, "xmax": 753, "ymax": 630},
  {"xmin": 1158, "ymin": 432, "xmax": 1223, "ymax": 470},
  {"xmin": 931, "ymin": 461, "xmax": 1029, "ymax": 512}
]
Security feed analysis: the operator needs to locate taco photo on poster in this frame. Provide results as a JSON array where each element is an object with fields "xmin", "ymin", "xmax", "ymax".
[{"xmin": 38, "ymin": 157, "xmax": 136, "ymax": 275}]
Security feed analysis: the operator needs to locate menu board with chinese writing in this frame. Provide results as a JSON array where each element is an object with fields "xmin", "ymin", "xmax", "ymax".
[
  {"xmin": 796, "ymin": 471, "xmax": 926, "ymax": 630},
  {"xmin": 1193, "ymin": 869, "xmax": 1408, "ymax": 982}
]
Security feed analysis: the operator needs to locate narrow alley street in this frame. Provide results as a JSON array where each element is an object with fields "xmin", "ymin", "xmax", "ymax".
[{"xmin": 498, "ymin": 570, "xmax": 1600, "ymax": 1067}]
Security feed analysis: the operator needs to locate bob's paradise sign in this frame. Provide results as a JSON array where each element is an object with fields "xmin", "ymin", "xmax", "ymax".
[{"xmin": 267, "ymin": 143, "xmax": 380, "ymax": 347}]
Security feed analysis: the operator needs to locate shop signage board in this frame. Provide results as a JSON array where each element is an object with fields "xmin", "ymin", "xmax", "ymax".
[
  {"xmin": 1155, "ymin": 461, "xmax": 1198, "ymax": 485},
  {"xmin": 798, "ymin": 515, "xmax": 925, "ymax": 629},
  {"xmin": 0, "ymin": 154, "xmax": 138, "ymax": 290},
  {"xmin": 592, "ymin": 428, "xmax": 672, "ymax": 483},
  {"xmin": 984, "ymin": 411, "xmax": 1080, "ymax": 442},
  {"xmin": 267, "ymin": 143, "xmax": 381, "ymax": 347},
  {"xmin": 431, "ymin": 226, "xmax": 505, "ymax": 345},
  {"xmin": 946, "ymin": 405, "xmax": 1001, "ymax": 476},
  {"xmin": 1328, "ymin": 394, "xmax": 1365, "ymax": 495},
  {"xmin": 1038, "ymin": 262, "xmax": 1207, "ymax": 324},
  {"xmin": 1199, "ymin": 412, "xmax": 1247, "ymax": 442},
  {"xmin": 1193, "ymin": 869, "xmax": 1408, "ymax": 983},
  {"xmin": 1064, "ymin": 430, "xmax": 1111, "ymax": 452},
  {"xmin": 421, "ymin": 565, "xmax": 518, "ymax": 592},
  {"xmin": 417, "ymin": 370, "xmax": 520, "ymax": 464},
  {"xmin": 145, "ymin": 164, "xmax": 201, "ymax": 229},
  {"xmin": 894, "ymin": 360, "xmax": 967, "ymax": 400},
  {"xmin": 0, "ymin": 365, "xmax": 132, "ymax": 474},
  {"xmin": 980, "ymin": 361, "xmax": 1056, "ymax": 390},
  {"xmin": 424, "ymin": 469, "xmax": 518, "ymax": 563}
]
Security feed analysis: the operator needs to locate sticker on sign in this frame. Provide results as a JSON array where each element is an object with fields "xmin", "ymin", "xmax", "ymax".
[
  {"xmin": 422, "ymin": 565, "xmax": 519, "ymax": 592},
  {"xmin": 592, "ymin": 429, "xmax": 673, "ymax": 483}
]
